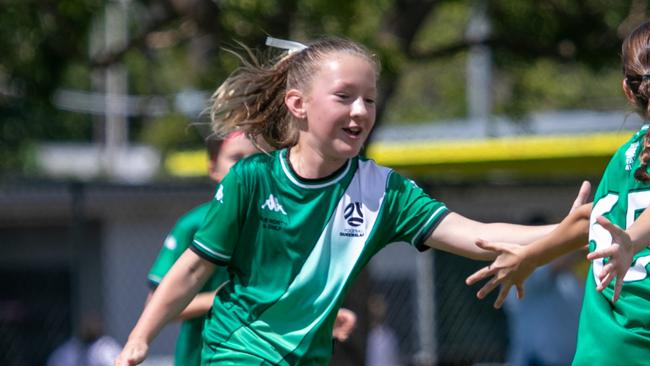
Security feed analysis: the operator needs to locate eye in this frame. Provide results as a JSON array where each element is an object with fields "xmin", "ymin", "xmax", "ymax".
[
  {"xmin": 335, "ymin": 92, "xmax": 349, "ymax": 100},
  {"xmin": 364, "ymin": 97, "xmax": 376, "ymax": 104}
]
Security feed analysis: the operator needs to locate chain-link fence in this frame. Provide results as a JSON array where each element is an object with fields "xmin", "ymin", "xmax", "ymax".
[{"xmin": 0, "ymin": 178, "xmax": 593, "ymax": 366}]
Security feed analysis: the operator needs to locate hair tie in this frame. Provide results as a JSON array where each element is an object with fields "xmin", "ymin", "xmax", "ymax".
[
  {"xmin": 643, "ymin": 74, "xmax": 650, "ymax": 81},
  {"xmin": 265, "ymin": 36, "xmax": 307, "ymax": 54}
]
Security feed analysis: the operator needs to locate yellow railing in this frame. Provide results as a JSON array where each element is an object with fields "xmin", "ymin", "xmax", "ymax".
[{"xmin": 166, "ymin": 131, "xmax": 634, "ymax": 178}]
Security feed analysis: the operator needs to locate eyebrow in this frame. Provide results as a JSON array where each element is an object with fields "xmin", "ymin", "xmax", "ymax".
[{"xmin": 332, "ymin": 81, "xmax": 376, "ymax": 92}]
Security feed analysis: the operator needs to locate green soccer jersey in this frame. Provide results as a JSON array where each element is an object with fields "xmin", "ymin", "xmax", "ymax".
[
  {"xmin": 148, "ymin": 203, "xmax": 230, "ymax": 366},
  {"xmin": 191, "ymin": 149, "xmax": 449, "ymax": 365},
  {"xmin": 573, "ymin": 126, "xmax": 650, "ymax": 366}
]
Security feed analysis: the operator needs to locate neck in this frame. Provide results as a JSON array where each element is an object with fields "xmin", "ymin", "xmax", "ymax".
[{"xmin": 288, "ymin": 145, "xmax": 348, "ymax": 179}]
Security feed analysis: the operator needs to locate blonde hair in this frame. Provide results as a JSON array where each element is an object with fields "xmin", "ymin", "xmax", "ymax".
[
  {"xmin": 622, "ymin": 20, "xmax": 650, "ymax": 181},
  {"xmin": 209, "ymin": 37, "xmax": 380, "ymax": 149}
]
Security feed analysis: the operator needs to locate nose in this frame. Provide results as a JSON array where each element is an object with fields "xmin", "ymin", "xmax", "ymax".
[{"xmin": 350, "ymin": 97, "xmax": 369, "ymax": 118}]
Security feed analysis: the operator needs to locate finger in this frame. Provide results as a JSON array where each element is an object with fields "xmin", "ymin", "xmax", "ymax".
[
  {"xmin": 587, "ymin": 247, "xmax": 617, "ymax": 261},
  {"xmin": 571, "ymin": 180, "xmax": 591, "ymax": 212},
  {"xmin": 598, "ymin": 262, "xmax": 613, "ymax": 282},
  {"xmin": 493, "ymin": 284, "xmax": 512, "ymax": 309},
  {"xmin": 477, "ymin": 277, "xmax": 500, "ymax": 299},
  {"xmin": 115, "ymin": 355, "xmax": 126, "ymax": 366},
  {"xmin": 515, "ymin": 284, "xmax": 525, "ymax": 300},
  {"xmin": 123, "ymin": 347, "xmax": 144, "ymax": 366},
  {"xmin": 474, "ymin": 238, "xmax": 503, "ymax": 252},
  {"xmin": 466, "ymin": 266, "xmax": 497, "ymax": 285},
  {"xmin": 337, "ymin": 320, "xmax": 355, "ymax": 334},
  {"xmin": 333, "ymin": 329, "xmax": 348, "ymax": 342},
  {"xmin": 596, "ymin": 216, "xmax": 625, "ymax": 237},
  {"xmin": 598, "ymin": 272, "xmax": 614, "ymax": 292},
  {"xmin": 613, "ymin": 276, "xmax": 623, "ymax": 302}
]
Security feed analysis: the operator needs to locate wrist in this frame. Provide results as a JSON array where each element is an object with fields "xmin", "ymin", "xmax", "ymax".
[
  {"xmin": 127, "ymin": 333, "xmax": 150, "ymax": 345},
  {"xmin": 627, "ymin": 230, "xmax": 648, "ymax": 254},
  {"xmin": 520, "ymin": 243, "xmax": 542, "ymax": 269},
  {"xmin": 630, "ymin": 237, "xmax": 647, "ymax": 254}
]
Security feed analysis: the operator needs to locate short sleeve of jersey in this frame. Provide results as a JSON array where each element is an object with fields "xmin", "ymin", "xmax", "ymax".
[
  {"xmin": 191, "ymin": 165, "xmax": 246, "ymax": 265},
  {"xmin": 382, "ymin": 172, "xmax": 449, "ymax": 250},
  {"xmin": 147, "ymin": 207, "xmax": 206, "ymax": 287}
]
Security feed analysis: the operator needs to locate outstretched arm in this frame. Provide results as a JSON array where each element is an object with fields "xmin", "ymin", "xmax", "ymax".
[
  {"xmin": 425, "ymin": 213, "xmax": 557, "ymax": 260},
  {"xmin": 426, "ymin": 181, "xmax": 591, "ymax": 261},
  {"xmin": 465, "ymin": 203, "xmax": 591, "ymax": 308},
  {"xmin": 588, "ymin": 209, "xmax": 650, "ymax": 302},
  {"xmin": 115, "ymin": 250, "xmax": 215, "ymax": 366}
]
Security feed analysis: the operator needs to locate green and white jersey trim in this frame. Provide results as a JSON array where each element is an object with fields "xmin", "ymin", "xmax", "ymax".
[
  {"xmin": 192, "ymin": 238, "xmax": 232, "ymax": 262},
  {"xmin": 411, "ymin": 205, "xmax": 447, "ymax": 246},
  {"xmin": 279, "ymin": 150, "xmax": 352, "ymax": 189}
]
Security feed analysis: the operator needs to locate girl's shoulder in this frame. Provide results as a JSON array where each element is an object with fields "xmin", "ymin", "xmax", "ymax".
[
  {"xmin": 230, "ymin": 150, "xmax": 277, "ymax": 175},
  {"xmin": 357, "ymin": 156, "xmax": 415, "ymax": 190},
  {"xmin": 630, "ymin": 124, "xmax": 650, "ymax": 142}
]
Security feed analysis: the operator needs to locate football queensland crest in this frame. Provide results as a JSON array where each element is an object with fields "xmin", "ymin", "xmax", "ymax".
[{"xmin": 343, "ymin": 202, "xmax": 364, "ymax": 227}]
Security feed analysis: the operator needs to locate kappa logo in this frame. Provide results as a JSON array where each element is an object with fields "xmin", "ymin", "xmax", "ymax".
[
  {"xmin": 343, "ymin": 202, "xmax": 364, "ymax": 227},
  {"xmin": 163, "ymin": 235, "xmax": 177, "ymax": 250},
  {"xmin": 625, "ymin": 142, "xmax": 639, "ymax": 171},
  {"xmin": 215, "ymin": 185, "xmax": 224, "ymax": 203},
  {"xmin": 261, "ymin": 194, "xmax": 286, "ymax": 215}
]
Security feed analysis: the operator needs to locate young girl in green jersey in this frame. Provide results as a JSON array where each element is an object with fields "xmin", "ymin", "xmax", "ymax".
[
  {"xmin": 115, "ymin": 36, "xmax": 588, "ymax": 366},
  {"xmin": 466, "ymin": 20, "xmax": 650, "ymax": 366},
  {"xmin": 146, "ymin": 132, "xmax": 357, "ymax": 365}
]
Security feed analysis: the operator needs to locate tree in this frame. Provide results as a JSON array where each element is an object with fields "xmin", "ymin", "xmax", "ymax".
[{"xmin": 0, "ymin": 0, "xmax": 644, "ymax": 175}]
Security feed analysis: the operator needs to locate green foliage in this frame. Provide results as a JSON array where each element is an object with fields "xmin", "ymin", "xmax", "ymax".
[
  {"xmin": 493, "ymin": 60, "xmax": 625, "ymax": 118},
  {"xmin": 139, "ymin": 113, "xmax": 206, "ymax": 154},
  {"xmin": 0, "ymin": 0, "xmax": 645, "ymax": 175},
  {"xmin": 0, "ymin": 0, "xmax": 101, "ymax": 172},
  {"xmin": 413, "ymin": 1, "xmax": 468, "ymax": 50},
  {"xmin": 386, "ymin": 1, "xmax": 469, "ymax": 123},
  {"xmin": 486, "ymin": 0, "xmax": 633, "ymax": 119},
  {"xmin": 385, "ymin": 53, "xmax": 468, "ymax": 123},
  {"xmin": 489, "ymin": 0, "xmax": 630, "ymax": 68}
]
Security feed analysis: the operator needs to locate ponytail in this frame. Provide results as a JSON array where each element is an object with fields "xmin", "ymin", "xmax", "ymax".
[
  {"xmin": 622, "ymin": 20, "xmax": 650, "ymax": 182},
  {"xmin": 635, "ymin": 130, "xmax": 650, "ymax": 182},
  {"xmin": 209, "ymin": 48, "xmax": 298, "ymax": 149}
]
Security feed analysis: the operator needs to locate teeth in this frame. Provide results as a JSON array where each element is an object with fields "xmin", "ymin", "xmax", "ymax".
[{"xmin": 343, "ymin": 127, "xmax": 362, "ymax": 137}]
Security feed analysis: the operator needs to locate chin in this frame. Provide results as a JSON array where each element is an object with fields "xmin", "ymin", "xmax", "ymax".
[{"xmin": 335, "ymin": 146, "xmax": 362, "ymax": 159}]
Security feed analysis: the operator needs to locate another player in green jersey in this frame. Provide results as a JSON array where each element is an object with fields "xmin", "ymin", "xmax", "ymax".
[
  {"xmin": 145, "ymin": 132, "xmax": 257, "ymax": 366},
  {"xmin": 116, "ymin": 36, "xmax": 582, "ymax": 366},
  {"xmin": 466, "ymin": 20, "xmax": 650, "ymax": 366}
]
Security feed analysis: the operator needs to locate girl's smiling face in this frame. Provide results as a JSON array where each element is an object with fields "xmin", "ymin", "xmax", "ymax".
[{"xmin": 296, "ymin": 51, "xmax": 377, "ymax": 161}]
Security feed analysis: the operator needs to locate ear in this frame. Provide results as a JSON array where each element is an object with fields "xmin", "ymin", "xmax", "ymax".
[
  {"xmin": 208, "ymin": 154, "xmax": 224, "ymax": 182},
  {"xmin": 622, "ymin": 78, "xmax": 638, "ymax": 107},
  {"xmin": 285, "ymin": 88, "xmax": 307, "ymax": 119}
]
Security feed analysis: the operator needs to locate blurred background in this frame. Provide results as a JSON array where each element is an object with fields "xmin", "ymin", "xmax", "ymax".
[{"xmin": 1, "ymin": 0, "xmax": 646, "ymax": 365}]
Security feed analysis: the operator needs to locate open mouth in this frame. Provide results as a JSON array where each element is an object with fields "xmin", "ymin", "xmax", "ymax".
[{"xmin": 342, "ymin": 127, "xmax": 362, "ymax": 137}]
